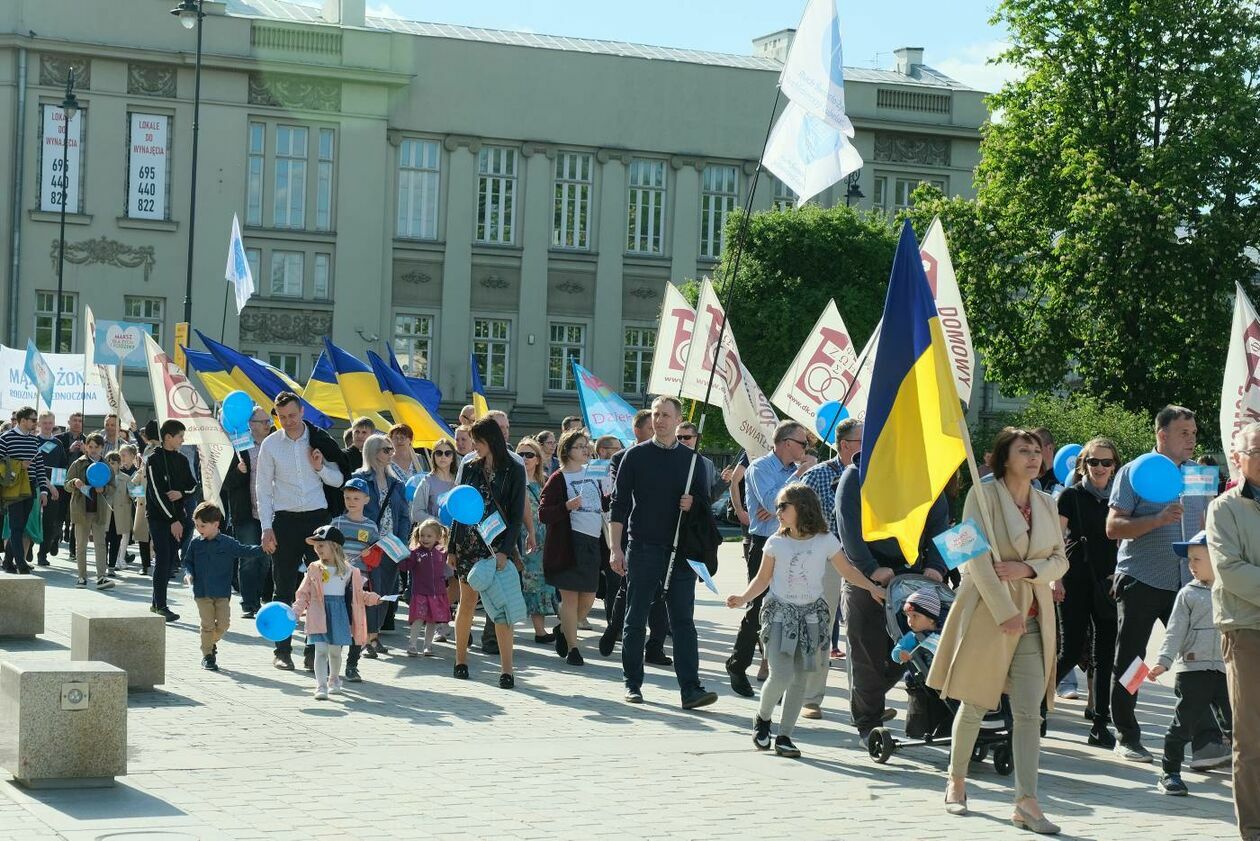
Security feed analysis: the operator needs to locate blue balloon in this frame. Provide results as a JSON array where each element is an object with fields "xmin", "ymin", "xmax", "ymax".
[
  {"xmin": 85, "ymin": 461, "xmax": 112, "ymax": 488},
  {"xmin": 446, "ymin": 485, "xmax": 485, "ymax": 525},
  {"xmin": 254, "ymin": 601, "xmax": 297, "ymax": 642},
  {"xmin": 405, "ymin": 474, "xmax": 425, "ymax": 502},
  {"xmin": 1053, "ymin": 443, "xmax": 1083, "ymax": 486},
  {"xmin": 221, "ymin": 390, "xmax": 255, "ymax": 434},
  {"xmin": 814, "ymin": 400, "xmax": 850, "ymax": 445},
  {"xmin": 438, "ymin": 503, "xmax": 455, "ymax": 528},
  {"xmin": 1130, "ymin": 452, "xmax": 1184, "ymax": 504}
]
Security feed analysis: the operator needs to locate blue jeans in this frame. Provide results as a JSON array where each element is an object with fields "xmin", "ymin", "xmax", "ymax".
[
  {"xmin": 233, "ymin": 518, "xmax": 271, "ymax": 612},
  {"xmin": 621, "ymin": 541, "xmax": 701, "ymax": 698}
]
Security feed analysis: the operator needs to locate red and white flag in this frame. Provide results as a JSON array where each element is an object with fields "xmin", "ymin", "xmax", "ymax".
[
  {"xmin": 1220, "ymin": 283, "xmax": 1260, "ymax": 480},
  {"xmin": 771, "ymin": 299, "xmax": 864, "ymax": 430},
  {"xmin": 1119, "ymin": 656, "xmax": 1150, "ymax": 695},
  {"xmin": 646, "ymin": 283, "xmax": 697, "ymax": 399}
]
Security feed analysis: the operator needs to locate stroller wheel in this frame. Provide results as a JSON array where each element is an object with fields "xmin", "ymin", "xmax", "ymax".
[
  {"xmin": 869, "ymin": 727, "xmax": 895, "ymax": 764},
  {"xmin": 970, "ymin": 744, "xmax": 989, "ymax": 763},
  {"xmin": 993, "ymin": 743, "xmax": 1013, "ymax": 776}
]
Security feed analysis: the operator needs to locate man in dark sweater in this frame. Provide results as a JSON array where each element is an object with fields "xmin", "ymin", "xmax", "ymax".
[
  {"xmin": 610, "ymin": 396, "xmax": 716, "ymax": 710},
  {"xmin": 35, "ymin": 411, "xmax": 68, "ymax": 566},
  {"xmin": 145, "ymin": 419, "xmax": 199, "ymax": 622}
]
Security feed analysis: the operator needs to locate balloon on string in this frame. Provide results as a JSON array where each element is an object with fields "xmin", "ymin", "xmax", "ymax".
[
  {"xmin": 445, "ymin": 485, "xmax": 485, "ymax": 525},
  {"xmin": 1053, "ymin": 444, "xmax": 1083, "ymax": 485},
  {"xmin": 254, "ymin": 601, "xmax": 297, "ymax": 642},
  {"xmin": 438, "ymin": 503, "xmax": 455, "ymax": 528},
  {"xmin": 405, "ymin": 474, "xmax": 425, "ymax": 502},
  {"xmin": 221, "ymin": 390, "xmax": 255, "ymax": 434},
  {"xmin": 814, "ymin": 400, "xmax": 850, "ymax": 445},
  {"xmin": 86, "ymin": 461, "xmax": 112, "ymax": 488},
  {"xmin": 1129, "ymin": 452, "xmax": 1183, "ymax": 504}
]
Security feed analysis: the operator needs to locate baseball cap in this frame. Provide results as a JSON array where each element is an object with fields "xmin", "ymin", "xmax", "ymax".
[
  {"xmin": 1172, "ymin": 529, "xmax": 1208, "ymax": 559},
  {"xmin": 305, "ymin": 524, "xmax": 345, "ymax": 546},
  {"xmin": 343, "ymin": 477, "xmax": 370, "ymax": 495}
]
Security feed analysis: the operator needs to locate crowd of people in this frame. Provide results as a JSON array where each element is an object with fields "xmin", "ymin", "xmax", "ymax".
[{"xmin": 1, "ymin": 397, "xmax": 1256, "ymax": 839}]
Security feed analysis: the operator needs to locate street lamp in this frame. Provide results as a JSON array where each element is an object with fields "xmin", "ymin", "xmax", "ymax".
[
  {"xmin": 844, "ymin": 171, "xmax": 865, "ymax": 207},
  {"xmin": 171, "ymin": 0, "xmax": 204, "ymax": 328},
  {"xmin": 54, "ymin": 69, "xmax": 79, "ymax": 353}
]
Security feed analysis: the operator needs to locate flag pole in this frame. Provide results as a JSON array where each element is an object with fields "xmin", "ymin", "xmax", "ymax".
[
  {"xmin": 219, "ymin": 284, "xmax": 230, "ymax": 343},
  {"xmin": 956, "ymin": 413, "xmax": 1001, "ymax": 560}
]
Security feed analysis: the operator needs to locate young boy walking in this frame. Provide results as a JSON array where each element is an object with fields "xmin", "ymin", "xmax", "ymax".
[{"xmin": 184, "ymin": 502, "xmax": 267, "ymax": 671}]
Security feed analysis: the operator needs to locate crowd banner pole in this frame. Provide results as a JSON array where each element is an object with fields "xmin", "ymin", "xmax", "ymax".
[{"xmin": 219, "ymin": 284, "xmax": 230, "ymax": 343}]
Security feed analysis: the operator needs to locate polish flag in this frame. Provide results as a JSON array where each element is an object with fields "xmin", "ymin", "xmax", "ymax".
[{"xmin": 1120, "ymin": 657, "xmax": 1150, "ymax": 694}]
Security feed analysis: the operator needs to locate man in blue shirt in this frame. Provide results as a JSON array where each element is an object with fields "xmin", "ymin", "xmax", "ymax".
[{"xmin": 724, "ymin": 420, "xmax": 816, "ymax": 698}]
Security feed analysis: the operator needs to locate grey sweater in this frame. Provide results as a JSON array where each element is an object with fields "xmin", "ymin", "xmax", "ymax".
[{"xmin": 1157, "ymin": 579, "xmax": 1225, "ymax": 673}]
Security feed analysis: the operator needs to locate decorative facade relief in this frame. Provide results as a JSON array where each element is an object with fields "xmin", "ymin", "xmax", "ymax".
[
  {"xmin": 127, "ymin": 63, "xmax": 177, "ymax": 98},
  {"xmin": 248, "ymin": 72, "xmax": 341, "ymax": 112},
  {"xmin": 239, "ymin": 309, "xmax": 332, "ymax": 345},
  {"xmin": 50, "ymin": 237, "xmax": 155, "ymax": 282},
  {"xmin": 873, "ymin": 131, "xmax": 951, "ymax": 167}
]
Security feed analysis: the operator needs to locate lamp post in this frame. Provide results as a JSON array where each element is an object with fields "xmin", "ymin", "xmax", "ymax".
[
  {"xmin": 53, "ymin": 69, "xmax": 79, "ymax": 353},
  {"xmin": 844, "ymin": 171, "xmax": 864, "ymax": 207},
  {"xmin": 171, "ymin": 0, "xmax": 204, "ymax": 328}
]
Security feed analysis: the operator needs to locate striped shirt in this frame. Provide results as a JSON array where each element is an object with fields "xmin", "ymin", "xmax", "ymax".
[
  {"xmin": 0, "ymin": 427, "xmax": 48, "ymax": 495},
  {"xmin": 329, "ymin": 514, "xmax": 379, "ymax": 572}
]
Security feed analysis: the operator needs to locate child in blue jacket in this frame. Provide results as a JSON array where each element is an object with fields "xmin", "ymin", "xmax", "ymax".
[{"xmin": 184, "ymin": 501, "xmax": 266, "ymax": 671}]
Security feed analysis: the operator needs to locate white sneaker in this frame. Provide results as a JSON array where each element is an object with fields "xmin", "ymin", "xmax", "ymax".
[
  {"xmin": 422, "ymin": 646, "xmax": 434, "ymax": 657},
  {"xmin": 328, "ymin": 678, "xmax": 343, "ymax": 694},
  {"xmin": 314, "ymin": 687, "xmax": 329, "ymax": 701}
]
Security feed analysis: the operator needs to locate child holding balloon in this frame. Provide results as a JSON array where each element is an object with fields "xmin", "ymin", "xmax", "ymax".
[
  {"xmin": 65, "ymin": 433, "xmax": 116, "ymax": 590},
  {"xmin": 399, "ymin": 518, "xmax": 452, "ymax": 656}
]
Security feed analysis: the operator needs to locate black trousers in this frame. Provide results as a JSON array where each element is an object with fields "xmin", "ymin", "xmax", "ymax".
[
  {"xmin": 726, "ymin": 534, "xmax": 769, "ymax": 674},
  {"xmin": 39, "ymin": 493, "xmax": 67, "ymax": 560},
  {"xmin": 1056, "ymin": 571, "xmax": 1117, "ymax": 724},
  {"xmin": 604, "ymin": 567, "xmax": 668, "ymax": 653},
  {"xmin": 1163, "ymin": 670, "xmax": 1232, "ymax": 773},
  {"xmin": 844, "ymin": 580, "xmax": 907, "ymax": 733},
  {"xmin": 271, "ymin": 509, "xmax": 327, "ymax": 655},
  {"xmin": 150, "ymin": 519, "xmax": 187, "ymax": 609}
]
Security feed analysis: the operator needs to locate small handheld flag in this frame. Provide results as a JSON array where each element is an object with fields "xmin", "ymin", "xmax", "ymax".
[
  {"xmin": 23, "ymin": 339, "xmax": 55, "ymax": 408},
  {"xmin": 1119, "ymin": 656, "xmax": 1151, "ymax": 695}
]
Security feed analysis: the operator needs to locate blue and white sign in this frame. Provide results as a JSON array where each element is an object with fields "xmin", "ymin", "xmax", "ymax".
[
  {"xmin": 478, "ymin": 510, "xmax": 506, "ymax": 546},
  {"xmin": 92, "ymin": 320, "xmax": 154, "ymax": 370},
  {"xmin": 1181, "ymin": 463, "xmax": 1219, "ymax": 498},
  {"xmin": 931, "ymin": 517, "xmax": 992, "ymax": 570},
  {"xmin": 375, "ymin": 532, "xmax": 410, "ymax": 562}
]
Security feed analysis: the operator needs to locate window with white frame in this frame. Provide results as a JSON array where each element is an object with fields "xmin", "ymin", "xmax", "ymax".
[
  {"xmin": 315, "ymin": 128, "xmax": 334, "ymax": 231},
  {"xmin": 268, "ymin": 352, "xmax": 301, "ymax": 381},
  {"xmin": 246, "ymin": 122, "xmax": 265, "ymax": 226},
  {"xmin": 872, "ymin": 175, "xmax": 887, "ymax": 212},
  {"xmin": 472, "ymin": 317, "xmax": 511, "ymax": 389},
  {"xmin": 476, "ymin": 146, "xmax": 517, "ymax": 245},
  {"xmin": 273, "ymin": 125, "xmax": 308, "ymax": 229},
  {"xmin": 245, "ymin": 247, "xmax": 261, "ymax": 288},
  {"xmin": 393, "ymin": 313, "xmax": 434, "ymax": 378},
  {"xmin": 622, "ymin": 326, "xmax": 655, "ymax": 394},
  {"xmin": 397, "ymin": 138, "xmax": 440, "ymax": 240},
  {"xmin": 771, "ymin": 177, "xmax": 798, "ymax": 211},
  {"xmin": 548, "ymin": 323, "xmax": 586, "ymax": 392},
  {"xmin": 626, "ymin": 158, "xmax": 666, "ymax": 254},
  {"xmin": 313, "ymin": 253, "xmax": 331, "ymax": 300},
  {"xmin": 269, "ymin": 251, "xmax": 304, "ymax": 297},
  {"xmin": 700, "ymin": 164, "xmax": 739, "ymax": 259},
  {"xmin": 124, "ymin": 296, "xmax": 165, "ymax": 346},
  {"xmin": 553, "ymin": 152, "xmax": 592, "ymax": 249},
  {"xmin": 34, "ymin": 291, "xmax": 76, "ymax": 353},
  {"xmin": 893, "ymin": 176, "xmax": 945, "ymax": 212}
]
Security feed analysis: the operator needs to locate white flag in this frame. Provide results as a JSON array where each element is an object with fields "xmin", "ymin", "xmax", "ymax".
[
  {"xmin": 680, "ymin": 278, "xmax": 740, "ymax": 404},
  {"xmin": 763, "ymin": 101, "xmax": 863, "ymax": 207},
  {"xmin": 721, "ymin": 359, "xmax": 780, "ymax": 458},
  {"xmin": 83, "ymin": 305, "xmax": 101, "ymax": 386},
  {"xmin": 1221, "ymin": 284, "xmax": 1260, "ymax": 479},
  {"xmin": 779, "ymin": 0, "xmax": 855, "ymax": 135},
  {"xmin": 225, "ymin": 213, "xmax": 254, "ymax": 315},
  {"xmin": 646, "ymin": 283, "xmax": 697, "ymax": 398},
  {"xmin": 920, "ymin": 217, "xmax": 976, "ymax": 404},
  {"xmin": 771, "ymin": 300, "xmax": 863, "ymax": 431}
]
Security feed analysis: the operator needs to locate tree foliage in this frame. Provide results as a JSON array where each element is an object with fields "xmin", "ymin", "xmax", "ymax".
[{"xmin": 975, "ymin": 393, "xmax": 1156, "ymax": 469}]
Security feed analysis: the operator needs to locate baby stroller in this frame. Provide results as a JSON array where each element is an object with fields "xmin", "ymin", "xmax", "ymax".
[{"xmin": 866, "ymin": 574, "xmax": 1015, "ymax": 776}]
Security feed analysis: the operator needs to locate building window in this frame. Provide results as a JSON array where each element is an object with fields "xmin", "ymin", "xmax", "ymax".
[
  {"xmin": 34, "ymin": 291, "xmax": 76, "ymax": 353},
  {"xmin": 313, "ymin": 253, "xmax": 331, "ymax": 300},
  {"xmin": 268, "ymin": 352, "xmax": 301, "ymax": 381},
  {"xmin": 392, "ymin": 313, "xmax": 433, "ymax": 378},
  {"xmin": 397, "ymin": 138, "xmax": 440, "ymax": 240},
  {"xmin": 547, "ymin": 322, "xmax": 586, "ymax": 392},
  {"xmin": 123, "ymin": 296, "xmax": 164, "ymax": 346},
  {"xmin": 893, "ymin": 177, "xmax": 946, "ymax": 212},
  {"xmin": 771, "ymin": 177, "xmax": 797, "ymax": 211},
  {"xmin": 873, "ymin": 175, "xmax": 887, "ymax": 212},
  {"xmin": 273, "ymin": 125, "xmax": 308, "ymax": 229},
  {"xmin": 246, "ymin": 122, "xmax": 265, "ymax": 226},
  {"xmin": 626, "ymin": 158, "xmax": 666, "ymax": 254},
  {"xmin": 245, "ymin": 247, "xmax": 261, "ymax": 287},
  {"xmin": 315, "ymin": 128, "xmax": 334, "ymax": 231},
  {"xmin": 553, "ymin": 152, "xmax": 592, "ymax": 250},
  {"xmin": 622, "ymin": 326, "xmax": 656, "ymax": 394},
  {"xmin": 472, "ymin": 317, "xmax": 511, "ymax": 389},
  {"xmin": 476, "ymin": 146, "xmax": 517, "ymax": 245},
  {"xmin": 269, "ymin": 251, "xmax": 304, "ymax": 297},
  {"xmin": 700, "ymin": 164, "xmax": 739, "ymax": 259}
]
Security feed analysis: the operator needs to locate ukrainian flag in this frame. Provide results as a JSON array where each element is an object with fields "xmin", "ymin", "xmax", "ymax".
[
  {"xmin": 387, "ymin": 343, "xmax": 442, "ymax": 415},
  {"xmin": 322, "ymin": 338, "xmax": 395, "ymax": 427},
  {"xmin": 470, "ymin": 353, "xmax": 489, "ymax": 419},
  {"xmin": 196, "ymin": 331, "xmax": 334, "ymax": 429},
  {"xmin": 859, "ymin": 221, "xmax": 967, "ymax": 563},
  {"xmin": 304, "ymin": 351, "xmax": 389, "ymax": 429},
  {"xmin": 367, "ymin": 351, "xmax": 454, "ymax": 448},
  {"xmin": 181, "ymin": 347, "xmax": 237, "ymax": 403}
]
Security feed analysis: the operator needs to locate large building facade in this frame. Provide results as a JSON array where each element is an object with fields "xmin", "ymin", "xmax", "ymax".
[{"xmin": 0, "ymin": 0, "xmax": 990, "ymax": 426}]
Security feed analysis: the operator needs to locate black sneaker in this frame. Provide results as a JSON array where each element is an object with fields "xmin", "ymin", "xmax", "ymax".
[
  {"xmin": 599, "ymin": 625, "xmax": 617, "ymax": 657},
  {"xmin": 345, "ymin": 667, "xmax": 363, "ymax": 683},
  {"xmin": 774, "ymin": 735, "xmax": 802, "ymax": 758},
  {"xmin": 362, "ymin": 644, "xmax": 379, "ymax": 659},
  {"xmin": 481, "ymin": 641, "xmax": 499, "ymax": 656},
  {"xmin": 566, "ymin": 648, "xmax": 585, "ymax": 666},
  {"xmin": 273, "ymin": 653, "xmax": 295, "ymax": 671},
  {"xmin": 1158, "ymin": 774, "xmax": 1189, "ymax": 796},
  {"xmin": 753, "ymin": 716, "xmax": 772, "ymax": 750},
  {"xmin": 453, "ymin": 663, "xmax": 469, "ymax": 679},
  {"xmin": 645, "ymin": 648, "xmax": 673, "ymax": 667},
  {"xmin": 726, "ymin": 663, "xmax": 755, "ymax": 698},
  {"xmin": 625, "ymin": 688, "xmax": 644, "ymax": 704},
  {"xmin": 95, "ymin": 576, "xmax": 115, "ymax": 590},
  {"xmin": 499, "ymin": 673, "xmax": 515, "ymax": 689},
  {"xmin": 682, "ymin": 689, "xmax": 718, "ymax": 710},
  {"xmin": 1088, "ymin": 725, "xmax": 1117, "ymax": 749},
  {"xmin": 36, "ymin": 556, "xmax": 49, "ymax": 567},
  {"xmin": 303, "ymin": 649, "xmax": 316, "ymax": 672},
  {"xmin": 201, "ymin": 654, "xmax": 218, "ymax": 671},
  {"xmin": 242, "ymin": 610, "xmax": 256, "ymax": 619},
  {"xmin": 534, "ymin": 632, "xmax": 556, "ymax": 644},
  {"xmin": 553, "ymin": 626, "xmax": 569, "ymax": 658},
  {"xmin": 160, "ymin": 609, "xmax": 179, "ymax": 623},
  {"xmin": 1, "ymin": 561, "xmax": 15, "ymax": 574}
]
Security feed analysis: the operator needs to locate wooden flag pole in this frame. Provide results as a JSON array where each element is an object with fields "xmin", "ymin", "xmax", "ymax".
[{"xmin": 957, "ymin": 414, "xmax": 1002, "ymax": 560}]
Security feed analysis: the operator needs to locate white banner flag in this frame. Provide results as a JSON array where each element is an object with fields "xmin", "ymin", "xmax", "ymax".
[
  {"xmin": 722, "ymin": 359, "xmax": 779, "ymax": 458},
  {"xmin": 920, "ymin": 217, "xmax": 976, "ymax": 404},
  {"xmin": 763, "ymin": 100, "xmax": 863, "ymax": 206},
  {"xmin": 779, "ymin": 0, "xmax": 855, "ymax": 135},
  {"xmin": 83, "ymin": 305, "xmax": 102, "ymax": 387},
  {"xmin": 97, "ymin": 364, "xmax": 134, "ymax": 429},
  {"xmin": 647, "ymin": 283, "xmax": 698, "ymax": 398},
  {"xmin": 225, "ymin": 213, "xmax": 255, "ymax": 315},
  {"xmin": 1220, "ymin": 284, "xmax": 1260, "ymax": 479},
  {"xmin": 127, "ymin": 114, "xmax": 169, "ymax": 220},
  {"xmin": 40, "ymin": 105, "xmax": 82, "ymax": 212},
  {"xmin": 771, "ymin": 300, "xmax": 864, "ymax": 431},
  {"xmin": 0, "ymin": 345, "xmax": 111, "ymax": 417}
]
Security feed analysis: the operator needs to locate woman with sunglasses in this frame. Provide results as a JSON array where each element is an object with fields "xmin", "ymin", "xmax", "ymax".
[
  {"xmin": 1053, "ymin": 436, "xmax": 1122, "ymax": 749},
  {"xmin": 352, "ymin": 433, "xmax": 412, "ymax": 655},
  {"xmin": 516, "ymin": 437, "xmax": 558, "ymax": 642}
]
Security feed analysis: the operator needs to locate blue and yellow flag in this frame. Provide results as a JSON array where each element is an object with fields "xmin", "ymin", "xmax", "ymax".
[
  {"xmin": 322, "ymin": 338, "xmax": 395, "ymax": 426},
  {"xmin": 305, "ymin": 349, "xmax": 389, "ymax": 430},
  {"xmin": 367, "ymin": 351, "xmax": 454, "ymax": 448},
  {"xmin": 470, "ymin": 353, "xmax": 489, "ymax": 419},
  {"xmin": 196, "ymin": 331, "xmax": 334, "ymax": 429},
  {"xmin": 387, "ymin": 343, "xmax": 442, "ymax": 415},
  {"xmin": 859, "ymin": 220, "xmax": 967, "ymax": 563},
  {"xmin": 181, "ymin": 347, "xmax": 237, "ymax": 403}
]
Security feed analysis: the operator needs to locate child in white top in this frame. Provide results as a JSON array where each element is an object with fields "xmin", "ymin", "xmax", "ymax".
[{"xmin": 727, "ymin": 482, "xmax": 885, "ymax": 757}]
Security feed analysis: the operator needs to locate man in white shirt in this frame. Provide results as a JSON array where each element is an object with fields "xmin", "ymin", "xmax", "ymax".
[{"xmin": 256, "ymin": 392, "xmax": 346, "ymax": 670}]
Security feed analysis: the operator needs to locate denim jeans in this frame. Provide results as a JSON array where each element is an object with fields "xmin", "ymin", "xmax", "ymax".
[
  {"xmin": 233, "ymin": 518, "xmax": 271, "ymax": 612},
  {"xmin": 621, "ymin": 541, "xmax": 701, "ymax": 698}
]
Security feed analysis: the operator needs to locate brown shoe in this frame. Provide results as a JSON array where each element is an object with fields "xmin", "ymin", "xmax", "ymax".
[{"xmin": 802, "ymin": 703, "xmax": 823, "ymax": 720}]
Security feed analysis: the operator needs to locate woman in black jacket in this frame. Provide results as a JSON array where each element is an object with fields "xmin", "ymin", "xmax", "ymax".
[
  {"xmin": 1054, "ymin": 436, "xmax": 1121, "ymax": 748},
  {"xmin": 449, "ymin": 416, "xmax": 525, "ymax": 688}
]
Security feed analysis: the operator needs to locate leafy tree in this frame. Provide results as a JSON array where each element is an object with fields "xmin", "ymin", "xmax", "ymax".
[{"xmin": 975, "ymin": 393, "xmax": 1156, "ymax": 469}]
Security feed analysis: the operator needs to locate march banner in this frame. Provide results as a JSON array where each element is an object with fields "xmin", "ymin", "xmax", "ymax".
[
  {"xmin": 646, "ymin": 283, "xmax": 697, "ymax": 399},
  {"xmin": 1220, "ymin": 283, "xmax": 1260, "ymax": 479},
  {"xmin": 920, "ymin": 216, "xmax": 975, "ymax": 405},
  {"xmin": 572, "ymin": 361, "xmax": 636, "ymax": 446},
  {"xmin": 771, "ymin": 299, "xmax": 864, "ymax": 430},
  {"xmin": 0, "ymin": 345, "xmax": 112, "ymax": 416}
]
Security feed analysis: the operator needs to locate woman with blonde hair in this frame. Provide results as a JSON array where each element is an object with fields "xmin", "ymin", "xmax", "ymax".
[{"xmin": 516, "ymin": 436, "xmax": 557, "ymax": 642}]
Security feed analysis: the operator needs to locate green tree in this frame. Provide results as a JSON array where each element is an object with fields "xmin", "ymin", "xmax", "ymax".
[
  {"xmin": 905, "ymin": 0, "xmax": 1260, "ymax": 442},
  {"xmin": 975, "ymin": 394, "xmax": 1156, "ymax": 469}
]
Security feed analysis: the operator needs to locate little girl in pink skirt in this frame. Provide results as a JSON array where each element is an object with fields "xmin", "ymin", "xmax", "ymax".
[{"xmin": 399, "ymin": 518, "xmax": 453, "ymax": 657}]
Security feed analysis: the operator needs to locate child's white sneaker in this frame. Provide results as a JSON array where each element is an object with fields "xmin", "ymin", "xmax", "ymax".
[
  {"xmin": 313, "ymin": 687, "xmax": 329, "ymax": 701},
  {"xmin": 422, "ymin": 646, "xmax": 434, "ymax": 657},
  {"xmin": 328, "ymin": 677, "xmax": 343, "ymax": 694}
]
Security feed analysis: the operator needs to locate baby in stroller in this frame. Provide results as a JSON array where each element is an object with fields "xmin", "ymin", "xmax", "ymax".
[{"xmin": 890, "ymin": 583, "xmax": 953, "ymax": 740}]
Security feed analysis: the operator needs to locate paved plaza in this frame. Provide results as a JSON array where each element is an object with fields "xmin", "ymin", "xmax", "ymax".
[{"xmin": 0, "ymin": 542, "xmax": 1240, "ymax": 841}]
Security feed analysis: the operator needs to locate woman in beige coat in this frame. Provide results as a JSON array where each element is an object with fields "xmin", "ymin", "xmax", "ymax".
[{"xmin": 927, "ymin": 427, "xmax": 1069, "ymax": 834}]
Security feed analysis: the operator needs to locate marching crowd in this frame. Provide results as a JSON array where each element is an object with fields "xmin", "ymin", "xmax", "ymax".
[{"xmin": 1, "ymin": 397, "xmax": 1257, "ymax": 839}]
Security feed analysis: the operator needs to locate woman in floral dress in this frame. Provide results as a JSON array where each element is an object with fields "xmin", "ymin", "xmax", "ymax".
[{"xmin": 516, "ymin": 437, "xmax": 557, "ymax": 642}]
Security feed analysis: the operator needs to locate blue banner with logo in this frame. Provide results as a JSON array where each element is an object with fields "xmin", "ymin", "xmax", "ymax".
[{"xmin": 93, "ymin": 319, "xmax": 154, "ymax": 370}]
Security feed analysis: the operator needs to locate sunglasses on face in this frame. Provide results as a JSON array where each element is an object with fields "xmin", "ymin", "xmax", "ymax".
[
  {"xmin": 775, "ymin": 501, "xmax": 792, "ymax": 511},
  {"xmin": 521, "ymin": 452, "xmax": 538, "ymax": 460},
  {"xmin": 677, "ymin": 434, "xmax": 696, "ymax": 441},
  {"xmin": 381, "ymin": 446, "xmax": 395, "ymax": 454},
  {"xmin": 434, "ymin": 450, "xmax": 454, "ymax": 457},
  {"xmin": 1084, "ymin": 458, "xmax": 1115, "ymax": 467},
  {"xmin": 786, "ymin": 438, "xmax": 809, "ymax": 448}
]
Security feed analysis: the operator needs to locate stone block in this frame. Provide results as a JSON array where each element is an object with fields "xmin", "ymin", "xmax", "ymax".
[
  {"xmin": 0, "ymin": 657, "xmax": 127, "ymax": 787},
  {"xmin": 0, "ymin": 572, "xmax": 44, "ymax": 637},
  {"xmin": 70, "ymin": 607, "xmax": 166, "ymax": 690}
]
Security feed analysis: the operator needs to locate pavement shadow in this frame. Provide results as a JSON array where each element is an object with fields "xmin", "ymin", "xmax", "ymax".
[
  {"xmin": 0, "ymin": 636, "xmax": 69, "ymax": 654},
  {"xmin": 5, "ymin": 778, "xmax": 185, "ymax": 821},
  {"xmin": 126, "ymin": 688, "xmax": 202, "ymax": 709}
]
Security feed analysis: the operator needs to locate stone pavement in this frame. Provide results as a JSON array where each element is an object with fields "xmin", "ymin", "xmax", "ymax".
[{"xmin": 0, "ymin": 542, "xmax": 1241, "ymax": 841}]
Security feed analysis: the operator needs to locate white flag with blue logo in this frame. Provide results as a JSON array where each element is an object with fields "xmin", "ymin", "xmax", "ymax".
[
  {"xmin": 762, "ymin": 100, "xmax": 863, "ymax": 206},
  {"xmin": 23, "ymin": 339, "xmax": 55, "ymax": 408},
  {"xmin": 779, "ymin": 0, "xmax": 854, "ymax": 135},
  {"xmin": 225, "ymin": 213, "xmax": 254, "ymax": 315}
]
